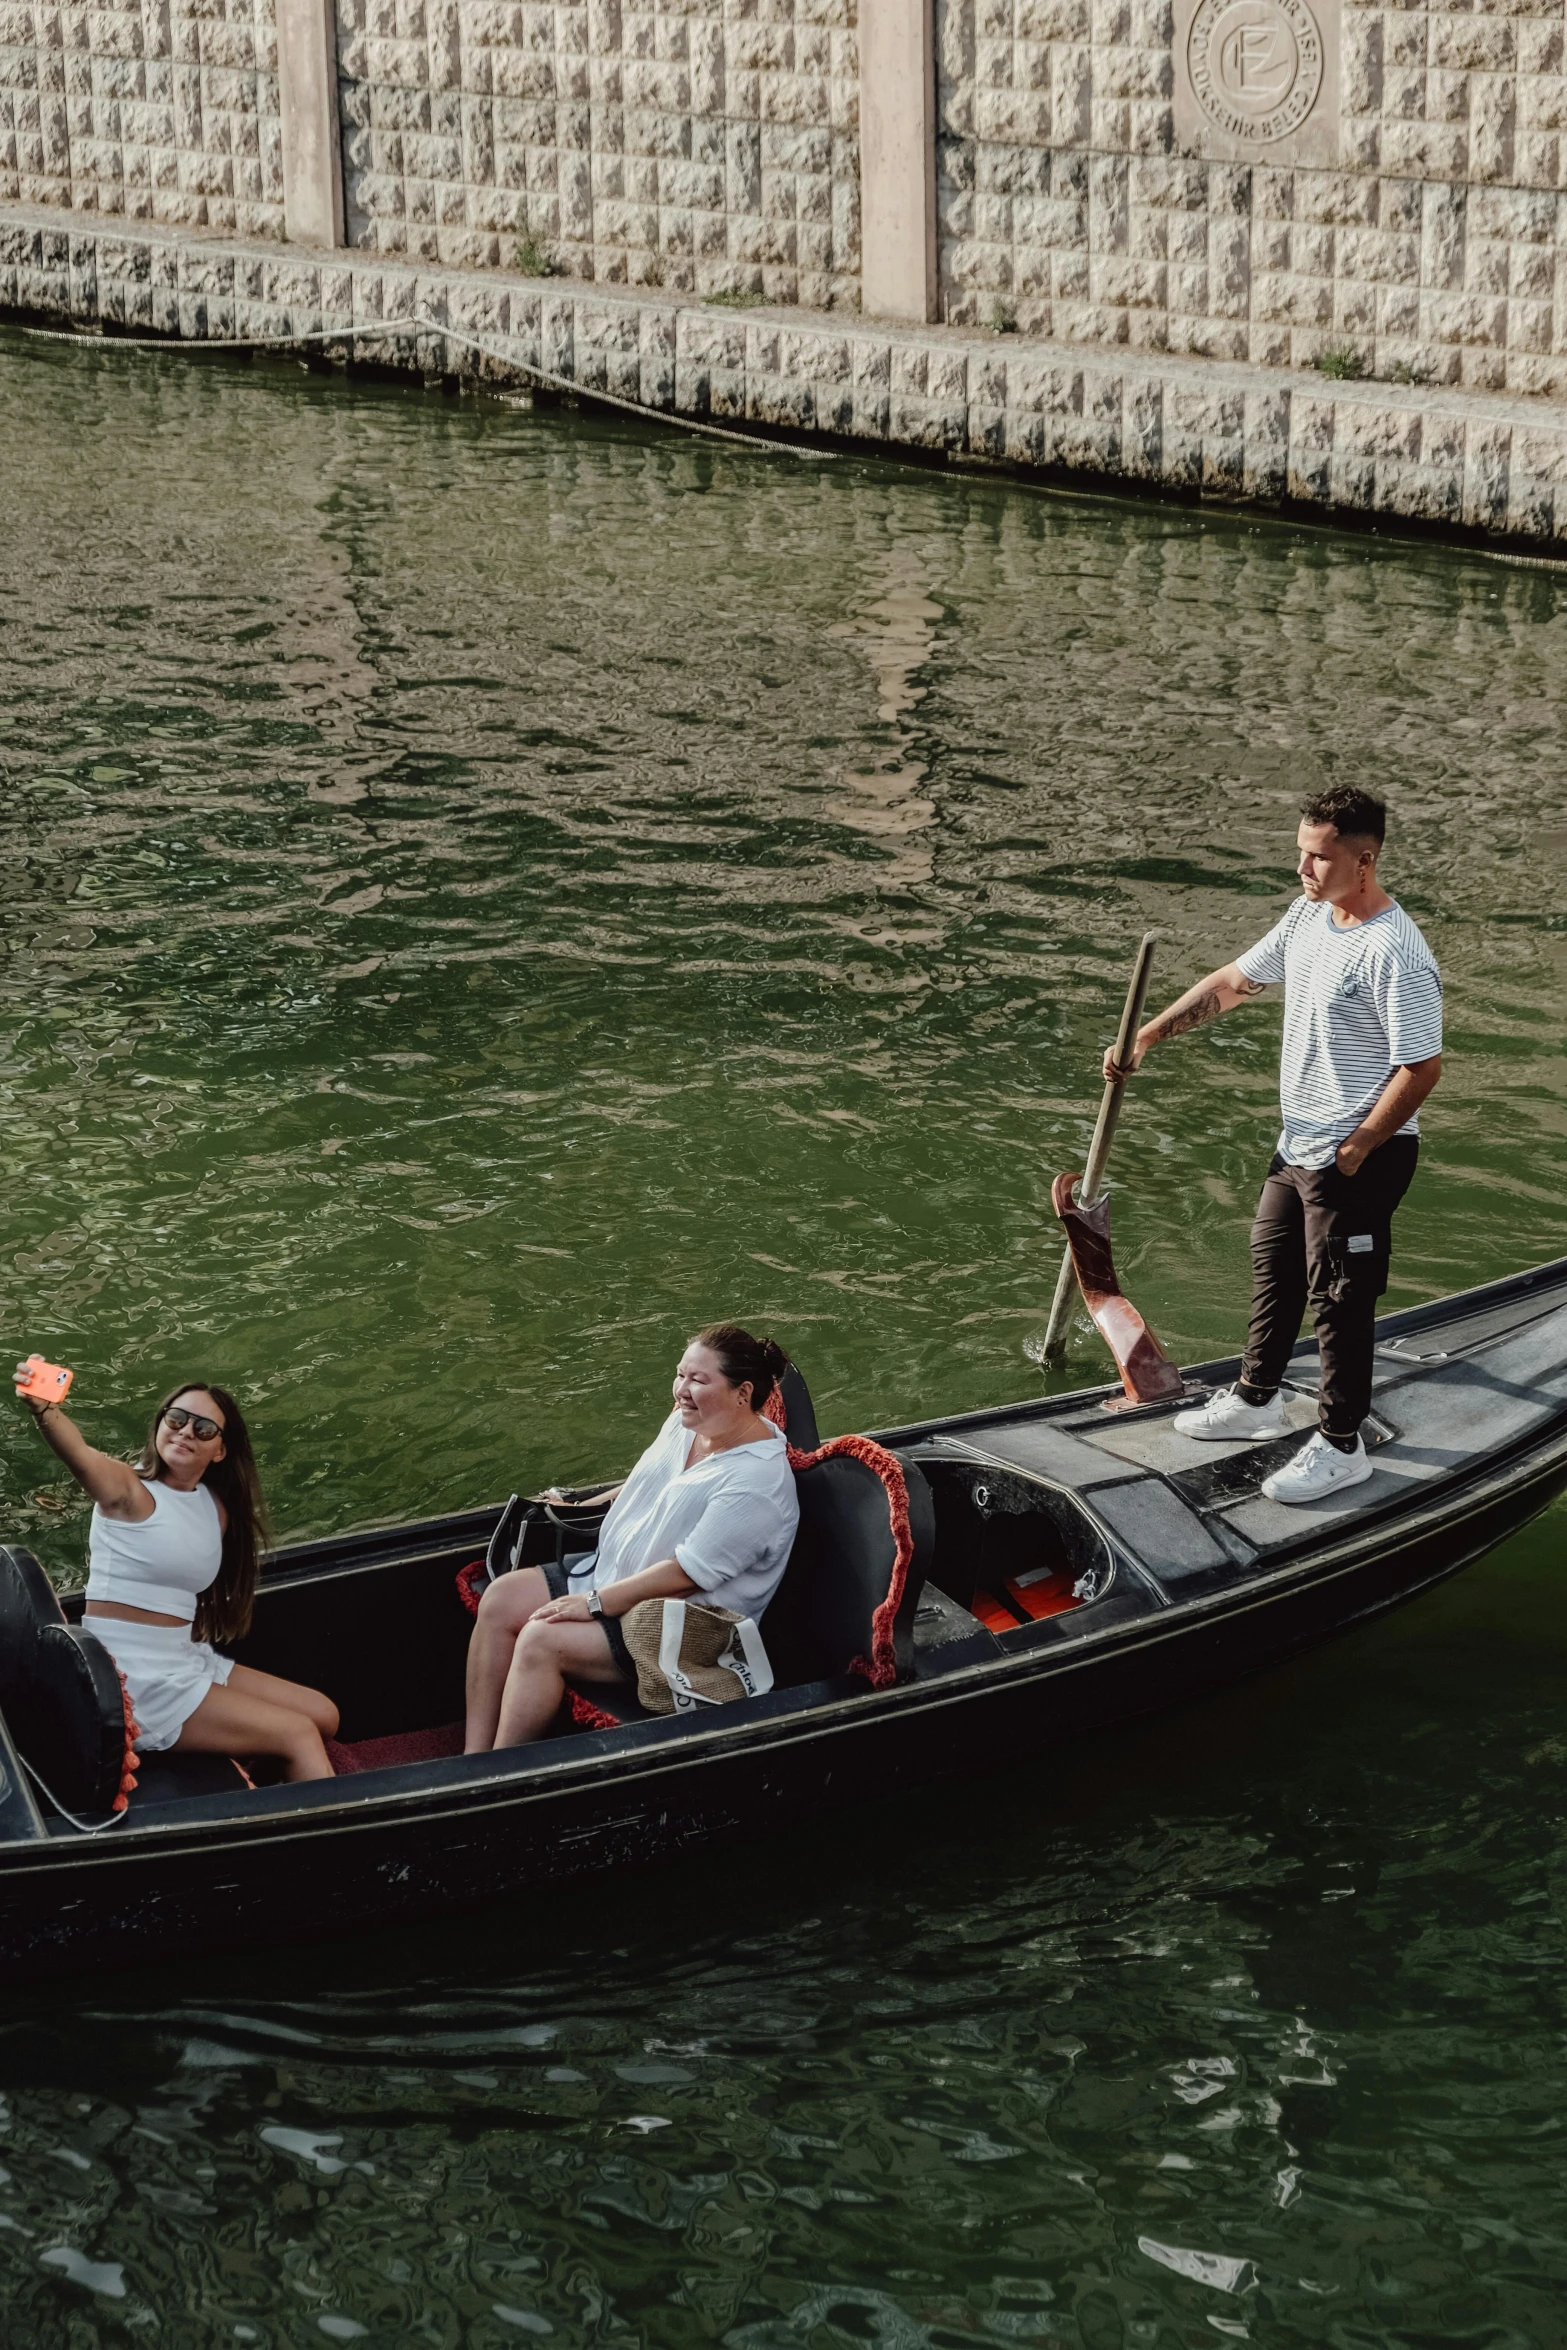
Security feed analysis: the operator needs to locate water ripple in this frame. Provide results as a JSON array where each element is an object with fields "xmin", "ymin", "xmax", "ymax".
[{"xmin": 0, "ymin": 331, "xmax": 1564, "ymax": 2346}]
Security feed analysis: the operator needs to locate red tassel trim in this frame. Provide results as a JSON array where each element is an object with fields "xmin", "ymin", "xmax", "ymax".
[
  {"xmin": 113, "ymin": 1669, "xmax": 142, "ymax": 1813},
  {"xmin": 455, "ymin": 1559, "xmax": 487, "ymax": 1617},
  {"xmin": 782, "ymin": 1431, "xmax": 914, "ymax": 1691},
  {"xmin": 566, "ymin": 1689, "xmax": 619, "ymax": 1732}
]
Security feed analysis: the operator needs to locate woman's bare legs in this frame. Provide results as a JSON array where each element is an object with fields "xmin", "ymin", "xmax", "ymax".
[
  {"xmin": 493, "ymin": 1616, "xmax": 626, "ymax": 1749},
  {"xmin": 465, "ymin": 1567, "xmax": 553, "ymax": 1752},
  {"xmin": 224, "ymin": 1663, "xmax": 338, "ymax": 1737},
  {"xmin": 173, "ymin": 1679, "xmax": 337, "ymax": 1782}
]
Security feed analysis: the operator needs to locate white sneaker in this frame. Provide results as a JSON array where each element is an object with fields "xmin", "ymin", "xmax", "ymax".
[
  {"xmin": 1260, "ymin": 1431, "xmax": 1374, "ymax": 1506},
  {"xmin": 1172, "ymin": 1386, "xmax": 1290, "ymax": 1442}
]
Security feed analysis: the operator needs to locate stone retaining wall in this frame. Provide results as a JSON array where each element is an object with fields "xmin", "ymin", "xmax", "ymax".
[
  {"xmin": 333, "ymin": 0, "xmax": 861, "ymax": 305},
  {"xmin": 5, "ymin": 200, "xmax": 1565, "ymax": 538},
  {"xmin": 935, "ymin": 0, "xmax": 1567, "ymax": 396},
  {"xmin": 0, "ymin": 0, "xmax": 285, "ymax": 235},
  {"xmin": 6, "ymin": 0, "xmax": 1567, "ymax": 387}
]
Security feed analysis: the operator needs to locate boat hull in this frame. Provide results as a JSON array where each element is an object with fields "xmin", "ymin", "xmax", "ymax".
[{"xmin": 1, "ymin": 1411, "xmax": 1560, "ymax": 1984}]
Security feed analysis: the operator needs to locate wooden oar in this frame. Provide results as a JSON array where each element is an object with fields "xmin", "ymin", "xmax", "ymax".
[{"xmin": 1039, "ymin": 931, "xmax": 1159, "ymax": 1366}]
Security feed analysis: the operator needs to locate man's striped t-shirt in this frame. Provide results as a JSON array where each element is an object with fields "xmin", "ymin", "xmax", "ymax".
[{"xmin": 1235, "ymin": 896, "xmax": 1443, "ymax": 1170}]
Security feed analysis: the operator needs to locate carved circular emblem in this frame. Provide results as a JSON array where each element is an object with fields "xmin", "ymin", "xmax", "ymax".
[{"xmin": 1187, "ymin": 0, "xmax": 1325, "ymax": 143}]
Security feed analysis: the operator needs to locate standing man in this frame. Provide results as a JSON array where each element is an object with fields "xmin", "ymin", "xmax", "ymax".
[{"xmin": 1105, "ymin": 787, "xmax": 1442, "ymax": 1505}]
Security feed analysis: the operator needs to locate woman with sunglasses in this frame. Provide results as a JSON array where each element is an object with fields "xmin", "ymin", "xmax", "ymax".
[{"xmin": 15, "ymin": 1374, "xmax": 339, "ymax": 1781}]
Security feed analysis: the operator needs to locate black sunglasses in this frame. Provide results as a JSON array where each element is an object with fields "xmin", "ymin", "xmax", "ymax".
[{"xmin": 163, "ymin": 1405, "xmax": 224, "ymax": 1443}]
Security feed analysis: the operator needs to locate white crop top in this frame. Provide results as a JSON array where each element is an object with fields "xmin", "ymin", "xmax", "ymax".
[{"xmin": 85, "ymin": 1479, "xmax": 223, "ymax": 1622}]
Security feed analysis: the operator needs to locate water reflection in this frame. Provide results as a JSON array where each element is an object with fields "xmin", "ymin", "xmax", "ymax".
[{"xmin": 829, "ymin": 551, "xmax": 941, "ymax": 895}]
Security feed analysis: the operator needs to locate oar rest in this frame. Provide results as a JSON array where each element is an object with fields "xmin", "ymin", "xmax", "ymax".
[
  {"xmin": 0, "ymin": 1546, "xmax": 136, "ymax": 1818},
  {"xmin": 761, "ymin": 1446, "xmax": 935, "ymax": 1690}
]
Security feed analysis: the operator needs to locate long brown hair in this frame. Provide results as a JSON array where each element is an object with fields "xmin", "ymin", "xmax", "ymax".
[{"xmin": 137, "ymin": 1381, "xmax": 267, "ymax": 1644}]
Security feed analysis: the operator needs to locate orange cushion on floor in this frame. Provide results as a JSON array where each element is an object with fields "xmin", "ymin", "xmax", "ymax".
[{"xmin": 972, "ymin": 1569, "xmax": 1082, "ymax": 1633}]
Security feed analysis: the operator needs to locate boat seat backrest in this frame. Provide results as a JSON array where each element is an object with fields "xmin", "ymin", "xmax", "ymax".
[
  {"xmin": 761, "ymin": 1451, "xmax": 934, "ymax": 1688},
  {"xmin": 775, "ymin": 1363, "xmax": 819, "ymax": 1454},
  {"xmin": 0, "ymin": 1546, "xmax": 131, "ymax": 1816}
]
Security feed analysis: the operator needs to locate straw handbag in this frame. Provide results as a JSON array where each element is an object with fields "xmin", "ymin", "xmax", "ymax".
[{"xmin": 621, "ymin": 1598, "xmax": 774, "ymax": 1716}]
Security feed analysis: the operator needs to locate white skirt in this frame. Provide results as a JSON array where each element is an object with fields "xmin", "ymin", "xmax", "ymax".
[{"xmin": 85, "ymin": 1617, "xmax": 234, "ymax": 1753}]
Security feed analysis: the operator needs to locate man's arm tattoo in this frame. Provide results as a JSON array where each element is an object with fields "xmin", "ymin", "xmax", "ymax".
[
  {"xmin": 1145, "ymin": 973, "xmax": 1265, "ymax": 1046},
  {"xmin": 1150, "ymin": 987, "xmax": 1224, "ymax": 1041}
]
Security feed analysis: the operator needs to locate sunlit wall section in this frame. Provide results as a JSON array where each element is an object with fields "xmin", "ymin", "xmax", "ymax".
[
  {"xmin": 0, "ymin": 0, "xmax": 286, "ymax": 235},
  {"xmin": 332, "ymin": 0, "xmax": 863, "ymax": 306},
  {"xmin": 936, "ymin": 0, "xmax": 1567, "ymax": 395}
]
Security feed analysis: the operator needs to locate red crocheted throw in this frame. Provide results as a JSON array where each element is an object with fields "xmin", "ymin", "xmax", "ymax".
[{"xmin": 565, "ymin": 1689, "xmax": 620, "ymax": 1731}]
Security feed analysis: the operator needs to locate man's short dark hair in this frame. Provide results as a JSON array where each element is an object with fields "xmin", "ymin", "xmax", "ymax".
[{"xmin": 1300, "ymin": 785, "xmax": 1386, "ymax": 846}]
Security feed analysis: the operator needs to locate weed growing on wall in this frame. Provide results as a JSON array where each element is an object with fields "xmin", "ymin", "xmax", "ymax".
[
  {"xmin": 1314, "ymin": 345, "xmax": 1369, "ymax": 382},
  {"xmin": 515, "ymin": 238, "xmax": 563, "ymax": 280}
]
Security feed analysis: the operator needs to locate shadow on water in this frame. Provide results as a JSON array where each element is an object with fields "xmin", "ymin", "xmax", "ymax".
[{"xmin": 0, "ymin": 330, "xmax": 1565, "ymax": 2345}]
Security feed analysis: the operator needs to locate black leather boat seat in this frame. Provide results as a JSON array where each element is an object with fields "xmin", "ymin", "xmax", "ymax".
[
  {"xmin": 772, "ymin": 1363, "xmax": 820, "ymax": 1454},
  {"xmin": 0, "ymin": 1544, "xmax": 136, "ymax": 1820},
  {"xmin": 760, "ymin": 1446, "xmax": 934, "ymax": 1688},
  {"xmin": 0, "ymin": 1545, "xmax": 253, "ymax": 1821}
]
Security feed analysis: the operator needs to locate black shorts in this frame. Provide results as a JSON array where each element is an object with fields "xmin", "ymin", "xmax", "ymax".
[{"xmin": 539, "ymin": 1559, "xmax": 632, "ymax": 1678}]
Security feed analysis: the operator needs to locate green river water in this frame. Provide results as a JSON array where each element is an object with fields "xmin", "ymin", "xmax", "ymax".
[{"xmin": 0, "ymin": 328, "xmax": 1564, "ymax": 2347}]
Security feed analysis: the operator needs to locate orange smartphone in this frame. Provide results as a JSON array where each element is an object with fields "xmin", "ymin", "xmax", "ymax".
[{"xmin": 15, "ymin": 1355, "xmax": 73, "ymax": 1405}]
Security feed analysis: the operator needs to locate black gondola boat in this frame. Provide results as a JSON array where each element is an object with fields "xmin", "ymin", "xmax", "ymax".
[{"xmin": 1, "ymin": 1252, "xmax": 1564, "ymax": 1985}]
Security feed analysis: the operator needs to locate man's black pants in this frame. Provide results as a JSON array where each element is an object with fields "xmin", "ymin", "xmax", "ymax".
[{"xmin": 1236, "ymin": 1137, "xmax": 1419, "ymax": 1442}]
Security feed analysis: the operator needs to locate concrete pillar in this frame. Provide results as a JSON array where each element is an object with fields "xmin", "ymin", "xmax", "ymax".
[
  {"xmin": 277, "ymin": 0, "xmax": 346, "ymax": 249},
  {"xmin": 859, "ymin": 0, "xmax": 937, "ymax": 323}
]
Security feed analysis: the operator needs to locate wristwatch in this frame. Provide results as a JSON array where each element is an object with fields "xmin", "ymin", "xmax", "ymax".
[{"xmin": 586, "ymin": 1589, "xmax": 604, "ymax": 1619}]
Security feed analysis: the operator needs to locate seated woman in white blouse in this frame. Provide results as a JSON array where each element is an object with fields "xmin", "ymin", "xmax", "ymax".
[{"xmin": 465, "ymin": 1324, "xmax": 800, "ymax": 1750}]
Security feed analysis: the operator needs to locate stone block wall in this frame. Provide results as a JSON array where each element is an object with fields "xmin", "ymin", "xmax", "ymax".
[
  {"xmin": 4, "ymin": 0, "xmax": 1566, "ymax": 416},
  {"xmin": 333, "ymin": 0, "xmax": 862, "ymax": 305},
  {"xmin": 0, "ymin": 0, "xmax": 285, "ymax": 234},
  {"xmin": 7, "ymin": 204, "xmax": 1567, "ymax": 537},
  {"xmin": 937, "ymin": 0, "xmax": 1567, "ymax": 395}
]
